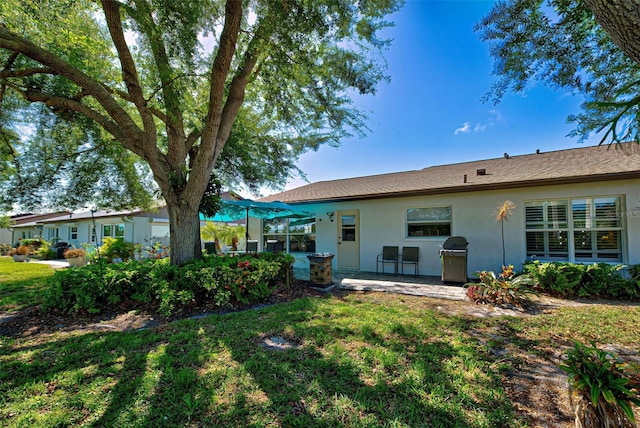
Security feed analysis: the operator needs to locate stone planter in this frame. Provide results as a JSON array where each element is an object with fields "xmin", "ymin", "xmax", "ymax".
[
  {"xmin": 12, "ymin": 255, "xmax": 27, "ymax": 262},
  {"xmin": 67, "ymin": 256, "xmax": 87, "ymax": 267}
]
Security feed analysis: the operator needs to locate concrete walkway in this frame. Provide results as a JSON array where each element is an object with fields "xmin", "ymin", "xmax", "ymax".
[
  {"xmin": 294, "ymin": 269, "xmax": 467, "ymax": 301},
  {"xmin": 28, "ymin": 259, "xmax": 69, "ymax": 269}
]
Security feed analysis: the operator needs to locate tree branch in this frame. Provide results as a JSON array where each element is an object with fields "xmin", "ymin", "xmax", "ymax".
[
  {"xmin": 584, "ymin": 0, "xmax": 640, "ymax": 66},
  {"xmin": 0, "ymin": 127, "xmax": 26, "ymax": 188},
  {"xmin": 11, "ymin": 85, "xmax": 133, "ymax": 152},
  {"xmin": 186, "ymin": 0, "xmax": 244, "ymax": 206},
  {"xmin": 102, "ymin": 83, "xmax": 169, "ymax": 124},
  {"xmin": 0, "ymin": 26, "xmax": 145, "ymax": 151},
  {"xmin": 100, "ymin": 0, "xmax": 170, "ymax": 186},
  {"xmin": 211, "ymin": 18, "xmax": 274, "ymax": 166},
  {"xmin": 185, "ymin": 130, "xmax": 202, "ymax": 153},
  {"xmin": 130, "ymin": 0, "xmax": 186, "ymax": 166},
  {"xmin": 0, "ymin": 67, "xmax": 58, "ymax": 79}
]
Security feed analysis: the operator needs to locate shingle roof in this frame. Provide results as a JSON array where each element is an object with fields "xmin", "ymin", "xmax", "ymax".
[
  {"xmin": 261, "ymin": 144, "xmax": 640, "ymax": 203},
  {"xmin": 30, "ymin": 207, "xmax": 168, "ymax": 225}
]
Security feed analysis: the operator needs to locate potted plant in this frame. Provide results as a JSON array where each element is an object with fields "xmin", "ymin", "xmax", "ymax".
[
  {"xmin": 0, "ymin": 243, "xmax": 11, "ymax": 256},
  {"xmin": 64, "ymin": 248, "xmax": 87, "ymax": 267},
  {"xmin": 9, "ymin": 245, "xmax": 31, "ymax": 262}
]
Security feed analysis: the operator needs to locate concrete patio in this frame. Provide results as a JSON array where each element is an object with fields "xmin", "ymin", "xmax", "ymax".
[
  {"xmin": 28, "ymin": 260, "xmax": 468, "ymax": 302},
  {"xmin": 294, "ymin": 268, "xmax": 468, "ymax": 301}
]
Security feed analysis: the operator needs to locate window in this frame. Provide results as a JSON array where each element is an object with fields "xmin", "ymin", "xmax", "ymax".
[
  {"xmin": 525, "ymin": 197, "xmax": 623, "ymax": 262},
  {"xmin": 102, "ymin": 223, "xmax": 125, "ymax": 239},
  {"xmin": 572, "ymin": 197, "xmax": 622, "ymax": 261},
  {"xmin": 46, "ymin": 227, "xmax": 59, "ymax": 241},
  {"xmin": 264, "ymin": 217, "xmax": 316, "ymax": 253},
  {"xmin": 524, "ymin": 201, "xmax": 569, "ymax": 260},
  {"xmin": 340, "ymin": 215, "xmax": 356, "ymax": 242},
  {"xmin": 69, "ymin": 226, "xmax": 78, "ymax": 240},
  {"xmin": 406, "ymin": 206, "xmax": 451, "ymax": 237}
]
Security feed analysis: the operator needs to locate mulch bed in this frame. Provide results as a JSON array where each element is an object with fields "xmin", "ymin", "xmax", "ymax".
[{"xmin": 0, "ymin": 280, "xmax": 327, "ymax": 338}]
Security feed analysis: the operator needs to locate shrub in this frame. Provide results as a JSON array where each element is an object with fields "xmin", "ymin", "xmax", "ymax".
[
  {"xmin": 64, "ymin": 248, "xmax": 86, "ymax": 259},
  {"xmin": 465, "ymin": 265, "xmax": 537, "ymax": 307},
  {"xmin": 19, "ymin": 238, "xmax": 42, "ymax": 250},
  {"xmin": 523, "ymin": 261, "xmax": 640, "ymax": 300},
  {"xmin": 627, "ymin": 265, "xmax": 640, "ymax": 299},
  {"xmin": 34, "ymin": 240, "xmax": 56, "ymax": 260},
  {"xmin": 559, "ymin": 341, "xmax": 640, "ymax": 428},
  {"xmin": 144, "ymin": 241, "xmax": 169, "ymax": 259},
  {"xmin": 0, "ymin": 243, "xmax": 11, "ymax": 255},
  {"xmin": 99, "ymin": 237, "xmax": 136, "ymax": 262},
  {"xmin": 45, "ymin": 253, "xmax": 294, "ymax": 316}
]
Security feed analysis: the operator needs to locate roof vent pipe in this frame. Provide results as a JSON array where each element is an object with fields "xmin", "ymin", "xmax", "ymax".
[
  {"xmin": 536, "ymin": 149, "xmax": 540, "ymax": 154},
  {"xmin": 463, "ymin": 174, "xmax": 467, "ymax": 183},
  {"xmin": 504, "ymin": 152, "xmax": 509, "ymax": 159}
]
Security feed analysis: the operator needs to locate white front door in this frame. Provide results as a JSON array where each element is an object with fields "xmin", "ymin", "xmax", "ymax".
[{"xmin": 337, "ymin": 210, "xmax": 360, "ymax": 270}]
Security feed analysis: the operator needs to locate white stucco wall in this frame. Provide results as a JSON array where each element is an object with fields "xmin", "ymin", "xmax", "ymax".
[
  {"xmin": 0, "ymin": 229, "xmax": 12, "ymax": 245},
  {"xmin": 281, "ymin": 178, "xmax": 640, "ymax": 276}
]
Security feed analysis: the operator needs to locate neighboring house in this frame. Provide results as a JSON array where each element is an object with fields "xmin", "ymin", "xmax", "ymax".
[
  {"xmin": 8, "ymin": 207, "xmax": 170, "ymax": 251},
  {"xmin": 2, "ymin": 212, "xmax": 71, "ymax": 247},
  {"xmin": 261, "ymin": 144, "xmax": 640, "ymax": 276}
]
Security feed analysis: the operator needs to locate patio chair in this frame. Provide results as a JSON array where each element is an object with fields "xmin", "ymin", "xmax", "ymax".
[
  {"xmin": 204, "ymin": 241, "xmax": 217, "ymax": 255},
  {"xmin": 246, "ymin": 240, "xmax": 258, "ymax": 253},
  {"xmin": 376, "ymin": 246, "xmax": 399, "ymax": 275},
  {"xmin": 400, "ymin": 246, "xmax": 419, "ymax": 276},
  {"xmin": 266, "ymin": 240, "xmax": 284, "ymax": 252}
]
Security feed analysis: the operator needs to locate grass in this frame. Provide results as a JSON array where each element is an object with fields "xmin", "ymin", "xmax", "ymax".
[
  {"xmin": 1, "ymin": 295, "xmax": 521, "ymax": 427},
  {"xmin": 0, "ymin": 256, "xmax": 55, "ymax": 311},
  {"xmin": 1, "ymin": 260, "xmax": 639, "ymax": 427}
]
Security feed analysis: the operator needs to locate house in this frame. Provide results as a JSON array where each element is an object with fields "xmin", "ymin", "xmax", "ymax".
[
  {"xmin": 260, "ymin": 144, "xmax": 640, "ymax": 276},
  {"xmin": 1, "ymin": 212, "xmax": 71, "ymax": 247},
  {"xmin": 8, "ymin": 207, "xmax": 170, "ymax": 252}
]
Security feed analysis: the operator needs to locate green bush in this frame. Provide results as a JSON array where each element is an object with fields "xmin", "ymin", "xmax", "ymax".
[
  {"xmin": 19, "ymin": 238, "xmax": 43, "ymax": 250},
  {"xmin": 559, "ymin": 341, "xmax": 640, "ymax": 427},
  {"xmin": 465, "ymin": 265, "xmax": 537, "ymax": 307},
  {"xmin": 523, "ymin": 261, "xmax": 640, "ymax": 300},
  {"xmin": 98, "ymin": 237, "xmax": 137, "ymax": 262},
  {"xmin": 45, "ymin": 253, "xmax": 294, "ymax": 316}
]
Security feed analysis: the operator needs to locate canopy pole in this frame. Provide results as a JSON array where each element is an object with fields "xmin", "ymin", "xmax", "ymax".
[{"xmin": 245, "ymin": 208, "xmax": 250, "ymax": 253}]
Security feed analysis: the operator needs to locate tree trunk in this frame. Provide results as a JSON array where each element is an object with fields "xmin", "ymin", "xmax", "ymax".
[
  {"xmin": 584, "ymin": 0, "xmax": 640, "ymax": 66},
  {"xmin": 167, "ymin": 202, "xmax": 202, "ymax": 265}
]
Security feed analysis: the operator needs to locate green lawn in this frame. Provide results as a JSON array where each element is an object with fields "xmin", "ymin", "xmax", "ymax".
[
  {"xmin": 1, "ymin": 259, "xmax": 639, "ymax": 427},
  {"xmin": 0, "ymin": 256, "xmax": 55, "ymax": 311}
]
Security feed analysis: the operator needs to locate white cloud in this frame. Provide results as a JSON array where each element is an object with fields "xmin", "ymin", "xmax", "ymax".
[
  {"xmin": 455, "ymin": 110, "xmax": 505, "ymax": 136},
  {"xmin": 489, "ymin": 109, "xmax": 504, "ymax": 124},
  {"xmin": 454, "ymin": 122, "xmax": 471, "ymax": 135}
]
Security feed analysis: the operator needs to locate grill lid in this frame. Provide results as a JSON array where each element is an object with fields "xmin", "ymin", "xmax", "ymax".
[{"xmin": 441, "ymin": 236, "xmax": 468, "ymax": 250}]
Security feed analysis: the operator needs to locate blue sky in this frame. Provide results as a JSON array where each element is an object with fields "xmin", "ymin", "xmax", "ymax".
[{"xmin": 271, "ymin": 0, "xmax": 599, "ymax": 194}]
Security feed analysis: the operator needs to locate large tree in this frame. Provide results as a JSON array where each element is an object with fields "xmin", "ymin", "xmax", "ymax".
[
  {"xmin": 0, "ymin": 0, "xmax": 401, "ymax": 264},
  {"xmin": 478, "ymin": 0, "xmax": 640, "ymax": 144}
]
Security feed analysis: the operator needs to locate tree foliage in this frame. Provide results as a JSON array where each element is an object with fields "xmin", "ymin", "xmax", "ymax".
[
  {"xmin": 0, "ymin": 0, "xmax": 401, "ymax": 263},
  {"xmin": 477, "ymin": 0, "xmax": 640, "ymax": 144}
]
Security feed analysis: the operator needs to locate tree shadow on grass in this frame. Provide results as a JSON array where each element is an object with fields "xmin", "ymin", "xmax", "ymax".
[
  {"xmin": 1, "ymin": 295, "xmax": 522, "ymax": 427},
  {"xmin": 218, "ymin": 298, "xmax": 517, "ymax": 427}
]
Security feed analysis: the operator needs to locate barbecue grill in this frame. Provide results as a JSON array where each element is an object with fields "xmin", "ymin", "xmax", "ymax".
[{"xmin": 439, "ymin": 236, "xmax": 469, "ymax": 283}]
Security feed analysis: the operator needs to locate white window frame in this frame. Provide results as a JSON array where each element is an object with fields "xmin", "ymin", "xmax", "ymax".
[
  {"xmin": 525, "ymin": 196, "xmax": 624, "ymax": 262},
  {"xmin": 102, "ymin": 223, "xmax": 125, "ymax": 239},
  {"xmin": 264, "ymin": 217, "xmax": 316, "ymax": 253},
  {"xmin": 406, "ymin": 206, "xmax": 452, "ymax": 239},
  {"xmin": 69, "ymin": 226, "xmax": 78, "ymax": 240}
]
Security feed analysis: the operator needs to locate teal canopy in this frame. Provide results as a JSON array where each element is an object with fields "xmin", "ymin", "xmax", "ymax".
[{"xmin": 200, "ymin": 199, "xmax": 315, "ymax": 243}]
